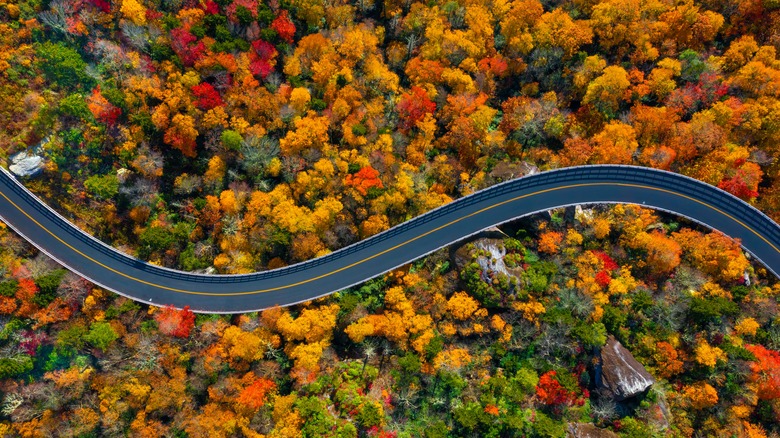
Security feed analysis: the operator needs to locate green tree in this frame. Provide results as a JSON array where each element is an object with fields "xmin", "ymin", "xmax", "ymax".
[
  {"xmin": 56, "ymin": 323, "xmax": 88, "ymax": 349},
  {"xmin": 220, "ymin": 129, "xmax": 243, "ymax": 150},
  {"xmin": 33, "ymin": 269, "xmax": 66, "ymax": 307},
  {"xmin": 84, "ymin": 174, "xmax": 120, "ymax": 200},
  {"xmin": 35, "ymin": 42, "xmax": 95, "ymax": 90},
  {"xmin": 139, "ymin": 226, "xmax": 177, "ymax": 258},
  {"xmin": 532, "ymin": 412, "xmax": 565, "ymax": 437},
  {"xmin": 0, "ymin": 280, "xmax": 18, "ymax": 297},
  {"xmin": 58, "ymin": 94, "xmax": 92, "ymax": 120},
  {"xmin": 689, "ymin": 296, "xmax": 739, "ymax": 325},
  {"xmin": 0, "ymin": 356, "xmax": 34, "ymax": 379},
  {"xmin": 572, "ymin": 322, "xmax": 607, "ymax": 348},
  {"xmin": 85, "ymin": 322, "xmax": 119, "ymax": 352}
]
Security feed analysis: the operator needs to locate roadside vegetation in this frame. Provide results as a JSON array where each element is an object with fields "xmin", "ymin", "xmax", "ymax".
[{"xmin": 0, "ymin": 0, "xmax": 780, "ymax": 434}]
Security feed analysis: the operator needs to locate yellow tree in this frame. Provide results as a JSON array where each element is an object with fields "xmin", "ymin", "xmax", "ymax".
[
  {"xmin": 274, "ymin": 304, "xmax": 340, "ymax": 384},
  {"xmin": 583, "ymin": 66, "xmax": 630, "ymax": 116},
  {"xmin": 683, "ymin": 382, "xmax": 719, "ymax": 409},
  {"xmin": 694, "ymin": 338, "xmax": 727, "ymax": 368},
  {"xmin": 589, "ymin": 121, "xmax": 639, "ymax": 164},
  {"xmin": 672, "ymin": 229, "xmax": 750, "ymax": 281},
  {"xmin": 538, "ymin": 230, "xmax": 563, "ymax": 254},
  {"xmin": 500, "ymin": 0, "xmax": 543, "ymax": 56},
  {"xmin": 590, "ymin": 0, "xmax": 642, "ymax": 51},
  {"xmin": 634, "ymin": 230, "xmax": 682, "ymax": 276},
  {"xmin": 345, "ymin": 285, "xmax": 434, "ymax": 355},
  {"xmin": 164, "ymin": 114, "xmax": 198, "ymax": 157},
  {"xmin": 655, "ymin": 3, "xmax": 724, "ymax": 54},
  {"xmin": 532, "ymin": 9, "xmax": 593, "ymax": 58},
  {"xmin": 203, "ymin": 156, "xmax": 226, "ymax": 189},
  {"xmin": 120, "ymin": 0, "xmax": 147, "ymax": 25},
  {"xmin": 445, "ymin": 291, "xmax": 481, "ymax": 321},
  {"xmin": 279, "ymin": 113, "xmax": 332, "ymax": 158}
]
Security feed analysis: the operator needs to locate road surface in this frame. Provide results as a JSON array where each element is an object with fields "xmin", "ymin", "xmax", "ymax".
[{"xmin": 0, "ymin": 165, "xmax": 778, "ymax": 313}]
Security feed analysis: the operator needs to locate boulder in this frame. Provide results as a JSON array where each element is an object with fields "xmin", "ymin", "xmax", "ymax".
[
  {"xmin": 452, "ymin": 238, "xmax": 523, "ymax": 280},
  {"xmin": 9, "ymin": 151, "xmax": 44, "ymax": 177},
  {"xmin": 567, "ymin": 423, "xmax": 619, "ymax": 438},
  {"xmin": 116, "ymin": 168, "xmax": 132, "ymax": 184},
  {"xmin": 599, "ymin": 336, "xmax": 655, "ymax": 401},
  {"xmin": 574, "ymin": 205, "xmax": 595, "ymax": 223},
  {"xmin": 488, "ymin": 161, "xmax": 539, "ymax": 181},
  {"xmin": 646, "ymin": 395, "xmax": 672, "ymax": 431}
]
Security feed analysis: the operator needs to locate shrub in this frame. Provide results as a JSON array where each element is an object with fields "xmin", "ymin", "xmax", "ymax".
[
  {"xmin": 0, "ymin": 356, "xmax": 34, "ymax": 379},
  {"xmin": 85, "ymin": 322, "xmax": 119, "ymax": 352},
  {"xmin": 689, "ymin": 296, "xmax": 739, "ymax": 324},
  {"xmin": 58, "ymin": 94, "xmax": 92, "ymax": 120},
  {"xmin": 35, "ymin": 42, "xmax": 95, "ymax": 90},
  {"xmin": 84, "ymin": 174, "xmax": 120, "ymax": 200}
]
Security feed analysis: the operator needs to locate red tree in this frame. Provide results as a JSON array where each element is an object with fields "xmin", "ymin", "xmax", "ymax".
[
  {"xmin": 593, "ymin": 251, "xmax": 618, "ymax": 271},
  {"xmin": 397, "ymin": 86, "xmax": 436, "ymax": 132},
  {"xmin": 191, "ymin": 83, "xmax": 224, "ymax": 110},
  {"xmin": 250, "ymin": 40, "xmax": 277, "ymax": 78},
  {"xmin": 88, "ymin": 86, "xmax": 122, "ymax": 126},
  {"xmin": 718, "ymin": 164, "xmax": 761, "ymax": 200},
  {"xmin": 272, "ymin": 10, "xmax": 296, "ymax": 44},
  {"xmin": 345, "ymin": 166, "xmax": 384, "ymax": 196},
  {"xmin": 170, "ymin": 28, "xmax": 206, "ymax": 67},
  {"xmin": 145, "ymin": 9, "xmax": 163, "ymax": 20},
  {"xmin": 200, "ymin": 0, "xmax": 219, "ymax": 14},
  {"xmin": 155, "ymin": 305, "xmax": 196, "ymax": 338},
  {"xmin": 595, "ymin": 270, "xmax": 612, "ymax": 288},
  {"xmin": 536, "ymin": 371, "xmax": 574, "ymax": 406},
  {"xmin": 87, "ymin": 0, "xmax": 111, "ymax": 13},
  {"xmin": 477, "ymin": 56, "xmax": 509, "ymax": 77},
  {"xmin": 237, "ymin": 377, "xmax": 276, "ymax": 409},
  {"xmin": 745, "ymin": 344, "xmax": 780, "ymax": 400}
]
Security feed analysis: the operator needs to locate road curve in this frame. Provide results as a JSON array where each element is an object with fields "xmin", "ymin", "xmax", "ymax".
[{"xmin": 1, "ymin": 165, "xmax": 779, "ymax": 313}]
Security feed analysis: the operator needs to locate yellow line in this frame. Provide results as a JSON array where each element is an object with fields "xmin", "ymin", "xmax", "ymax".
[{"xmin": 1, "ymin": 181, "xmax": 778, "ymax": 297}]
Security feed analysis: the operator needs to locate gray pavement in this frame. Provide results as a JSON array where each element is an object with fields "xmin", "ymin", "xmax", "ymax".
[{"xmin": 1, "ymin": 165, "xmax": 778, "ymax": 313}]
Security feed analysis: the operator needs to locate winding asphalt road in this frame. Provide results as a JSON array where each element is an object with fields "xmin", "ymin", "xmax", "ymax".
[{"xmin": 0, "ymin": 165, "xmax": 778, "ymax": 313}]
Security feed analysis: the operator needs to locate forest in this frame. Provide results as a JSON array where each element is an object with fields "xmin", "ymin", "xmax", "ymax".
[{"xmin": 0, "ymin": 0, "xmax": 779, "ymax": 434}]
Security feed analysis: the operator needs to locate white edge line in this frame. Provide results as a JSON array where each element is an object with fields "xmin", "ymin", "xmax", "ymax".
[
  {"xmin": 2, "ymin": 165, "xmax": 779, "ymax": 313},
  {"xmin": 5, "ymin": 164, "xmax": 777, "ymax": 280}
]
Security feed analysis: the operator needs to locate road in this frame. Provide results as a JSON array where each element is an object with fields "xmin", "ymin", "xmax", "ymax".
[{"xmin": 0, "ymin": 165, "xmax": 778, "ymax": 313}]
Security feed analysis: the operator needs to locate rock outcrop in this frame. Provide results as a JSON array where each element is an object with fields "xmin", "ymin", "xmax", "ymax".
[
  {"xmin": 8, "ymin": 136, "xmax": 50, "ymax": 178},
  {"xmin": 9, "ymin": 151, "xmax": 45, "ymax": 177},
  {"xmin": 567, "ymin": 423, "xmax": 619, "ymax": 438},
  {"xmin": 452, "ymin": 238, "xmax": 523, "ymax": 281},
  {"xmin": 488, "ymin": 161, "xmax": 539, "ymax": 181},
  {"xmin": 599, "ymin": 336, "xmax": 655, "ymax": 401}
]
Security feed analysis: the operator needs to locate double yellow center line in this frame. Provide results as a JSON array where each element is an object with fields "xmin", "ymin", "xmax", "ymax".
[{"xmin": 0, "ymin": 182, "xmax": 777, "ymax": 297}]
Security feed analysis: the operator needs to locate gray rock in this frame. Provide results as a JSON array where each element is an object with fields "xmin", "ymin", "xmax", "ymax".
[
  {"xmin": 599, "ymin": 336, "xmax": 655, "ymax": 401},
  {"xmin": 116, "ymin": 168, "xmax": 132, "ymax": 184},
  {"xmin": 567, "ymin": 423, "xmax": 619, "ymax": 438},
  {"xmin": 9, "ymin": 151, "xmax": 44, "ymax": 177},
  {"xmin": 8, "ymin": 136, "xmax": 51, "ymax": 178},
  {"xmin": 574, "ymin": 205, "xmax": 595, "ymax": 223},
  {"xmin": 647, "ymin": 394, "xmax": 671, "ymax": 431},
  {"xmin": 452, "ymin": 238, "xmax": 523, "ymax": 280}
]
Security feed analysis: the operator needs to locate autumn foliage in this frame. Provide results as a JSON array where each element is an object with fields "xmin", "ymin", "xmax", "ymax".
[
  {"xmin": 271, "ymin": 11, "xmax": 296, "ymax": 43},
  {"xmin": 345, "ymin": 166, "xmax": 384, "ymax": 196},
  {"xmin": 237, "ymin": 377, "xmax": 276, "ymax": 409},
  {"xmin": 170, "ymin": 28, "xmax": 206, "ymax": 67},
  {"xmin": 396, "ymin": 86, "xmax": 436, "ymax": 132},
  {"xmin": 4, "ymin": 0, "xmax": 780, "ymax": 434},
  {"xmin": 154, "ymin": 305, "xmax": 196, "ymax": 338},
  {"xmin": 745, "ymin": 345, "xmax": 780, "ymax": 400},
  {"xmin": 250, "ymin": 40, "xmax": 277, "ymax": 79},
  {"xmin": 191, "ymin": 83, "xmax": 224, "ymax": 111},
  {"xmin": 536, "ymin": 371, "xmax": 575, "ymax": 406},
  {"xmin": 87, "ymin": 87, "xmax": 121, "ymax": 126}
]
